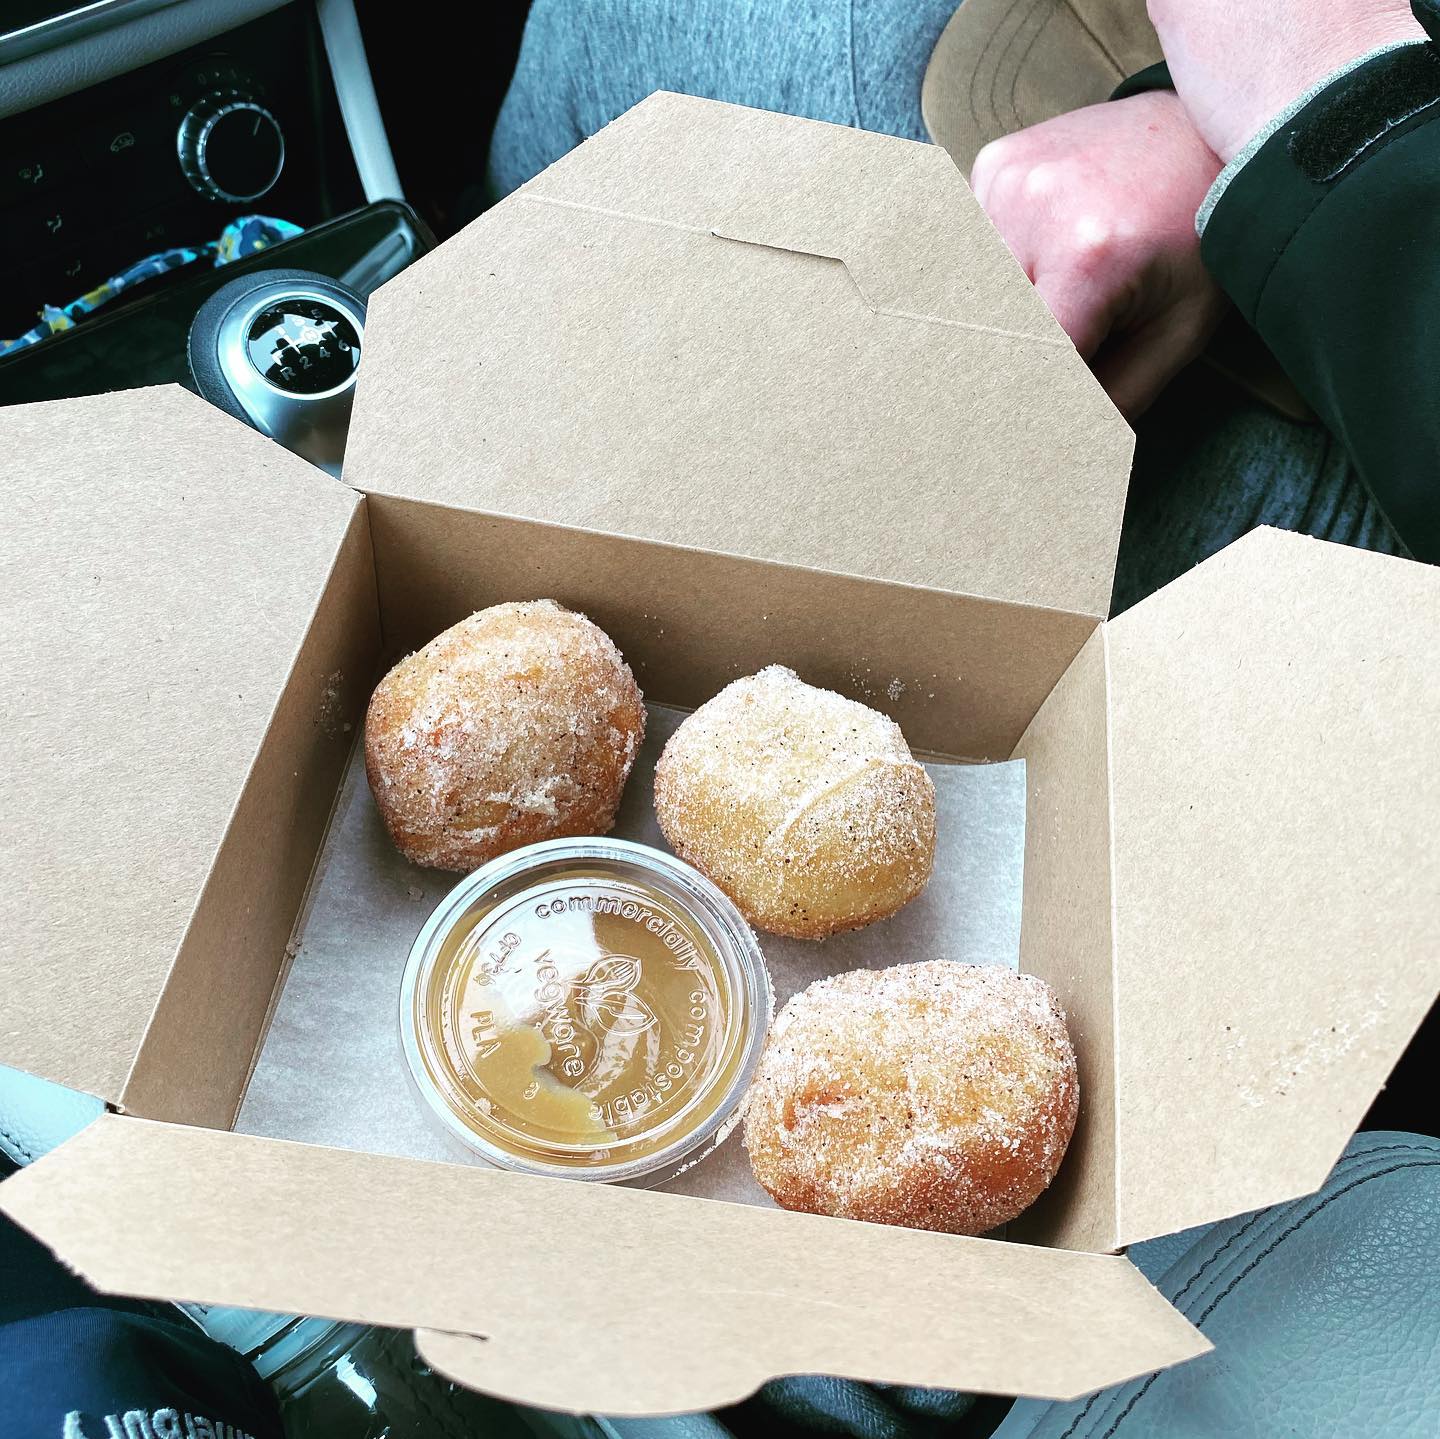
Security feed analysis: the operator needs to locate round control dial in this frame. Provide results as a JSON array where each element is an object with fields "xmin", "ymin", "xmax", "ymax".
[{"xmin": 178, "ymin": 91, "xmax": 285, "ymax": 203}]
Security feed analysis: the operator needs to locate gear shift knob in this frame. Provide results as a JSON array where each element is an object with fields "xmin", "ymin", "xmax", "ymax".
[{"xmin": 187, "ymin": 267, "xmax": 365, "ymax": 477}]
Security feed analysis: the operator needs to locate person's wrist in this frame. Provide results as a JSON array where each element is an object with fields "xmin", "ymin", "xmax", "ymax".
[
  {"xmin": 1229, "ymin": 16, "xmax": 1424, "ymax": 157},
  {"xmin": 1147, "ymin": 1, "xmax": 1426, "ymax": 161}
]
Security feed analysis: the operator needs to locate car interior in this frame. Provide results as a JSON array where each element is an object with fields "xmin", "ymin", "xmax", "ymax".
[
  {"xmin": 1, "ymin": 3, "xmax": 1434, "ymax": 1436},
  {"xmin": 0, "ymin": 0, "xmax": 529, "ymax": 405}
]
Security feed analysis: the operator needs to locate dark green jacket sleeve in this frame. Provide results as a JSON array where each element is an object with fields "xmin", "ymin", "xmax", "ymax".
[
  {"xmin": 1111, "ymin": 61, "xmax": 1172, "ymax": 101},
  {"xmin": 1201, "ymin": 41, "xmax": 1440, "ymax": 563}
]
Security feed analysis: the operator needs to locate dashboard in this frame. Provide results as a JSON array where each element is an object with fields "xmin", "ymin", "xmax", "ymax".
[
  {"xmin": 0, "ymin": 3, "xmax": 368, "ymax": 338},
  {"xmin": 1, "ymin": 3, "xmax": 185, "ymax": 56},
  {"xmin": 2, "ymin": 3, "xmax": 188, "ymax": 55}
]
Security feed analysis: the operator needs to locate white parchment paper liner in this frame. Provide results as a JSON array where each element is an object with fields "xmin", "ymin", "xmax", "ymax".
[{"xmin": 237, "ymin": 705, "xmax": 1026, "ymax": 1208}]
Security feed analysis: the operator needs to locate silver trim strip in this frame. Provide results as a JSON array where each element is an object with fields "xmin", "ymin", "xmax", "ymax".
[
  {"xmin": 0, "ymin": 0, "xmax": 182, "ymax": 64},
  {"xmin": 315, "ymin": 0, "xmax": 403, "ymax": 202}
]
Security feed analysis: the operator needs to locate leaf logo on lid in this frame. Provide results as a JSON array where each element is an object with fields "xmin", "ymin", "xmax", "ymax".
[
  {"xmin": 578, "ymin": 955, "xmax": 656, "ymax": 1033},
  {"xmin": 572, "ymin": 953, "xmax": 659, "ymax": 1093}
]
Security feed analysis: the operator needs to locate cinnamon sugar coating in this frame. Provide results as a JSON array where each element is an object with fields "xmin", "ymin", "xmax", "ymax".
[
  {"xmin": 365, "ymin": 600, "xmax": 645, "ymax": 871},
  {"xmin": 653, "ymin": 666, "xmax": 935, "ymax": 938},
  {"xmin": 743, "ymin": 961, "xmax": 1079, "ymax": 1235}
]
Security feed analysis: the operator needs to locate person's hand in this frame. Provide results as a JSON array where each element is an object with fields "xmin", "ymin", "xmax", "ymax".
[
  {"xmin": 1147, "ymin": 0, "xmax": 1425, "ymax": 162},
  {"xmin": 970, "ymin": 91, "xmax": 1228, "ymax": 420}
]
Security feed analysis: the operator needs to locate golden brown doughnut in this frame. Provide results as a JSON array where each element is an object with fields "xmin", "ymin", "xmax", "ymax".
[
  {"xmin": 743, "ymin": 961, "xmax": 1079, "ymax": 1234},
  {"xmin": 653, "ymin": 666, "xmax": 935, "ymax": 938},
  {"xmin": 365, "ymin": 600, "xmax": 644, "ymax": 871}
]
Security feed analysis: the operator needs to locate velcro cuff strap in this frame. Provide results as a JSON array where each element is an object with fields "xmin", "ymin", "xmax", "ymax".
[{"xmin": 1290, "ymin": 42, "xmax": 1440, "ymax": 181}]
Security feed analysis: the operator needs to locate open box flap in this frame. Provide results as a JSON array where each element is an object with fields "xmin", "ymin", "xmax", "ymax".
[
  {"xmin": 518, "ymin": 90, "xmax": 1055, "ymax": 337},
  {"xmin": 344, "ymin": 93, "xmax": 1132, "ymax": 619},
  {"xmin": 0, "ymin": 1115, "xmax": 1209, "ymax": 1414},
  {"xmin": 1104, "ymin": 529, "xmax": 1440, "ymax": 1247},
  {"xmin": 0, "ymin": 387, "xmax": 359, "ymax": 1104},
  {"xmin": 1007, "ymin": 628, "xmax": 1121, "ymax": 1255}
]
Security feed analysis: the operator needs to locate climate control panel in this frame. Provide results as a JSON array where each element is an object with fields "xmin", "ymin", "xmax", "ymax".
[{"xmin": 0, "ymin": 6, "xmax": 363, "ymax": 340}]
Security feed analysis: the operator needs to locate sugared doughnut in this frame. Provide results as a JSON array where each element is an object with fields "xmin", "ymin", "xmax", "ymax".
[
  {"xmin": 365, "ymin": 600, "xmax": 645, "ymax": 871},
  {"xmin": 743, "ymin": 961, "xmax": 1079, "ymax": 1234},
  {"xmin": 653, "ymin": 666, "xmax": 935, "ymax": 938}
]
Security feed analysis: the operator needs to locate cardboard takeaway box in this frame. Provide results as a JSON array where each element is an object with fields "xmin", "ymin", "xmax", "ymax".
[{"xmin": 2, "ymin": 93, "xmax": 1437, "ymax": 1416}]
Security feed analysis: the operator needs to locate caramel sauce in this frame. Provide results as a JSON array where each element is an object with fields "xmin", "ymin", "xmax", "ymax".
[{"xmin": 413, "ymin": 868, "xmax": 749, "ymax": 1170}]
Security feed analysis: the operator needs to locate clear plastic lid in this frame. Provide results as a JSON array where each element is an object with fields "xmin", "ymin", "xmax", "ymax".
[{"xmin": 399, "ymin": 838, "xmax": 772, "ymax": 1184}]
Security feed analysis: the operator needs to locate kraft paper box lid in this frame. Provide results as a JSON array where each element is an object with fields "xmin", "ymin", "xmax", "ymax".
[
  {"xmin": 342, "ymin": 92, "xmax": 1133, "ymax": 621},
  {"xmin": 1013, "ymin": 528, "xmax": 1440, "ymax": 1255},
  {"xmin": 1108, "ymin": 532, "xmax": 1440, "ymax": 1244},
  {"xmin": 1, "ymin": 95, "xmax": 1437, "ymax": 1414},
  {"xmin": 0, "ymin": 386, "xmax": 361, "ymax": 1106},
  {"xmin": 0, "ymin": 1116, "xmax": 1204, "ymax": 1413}
]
